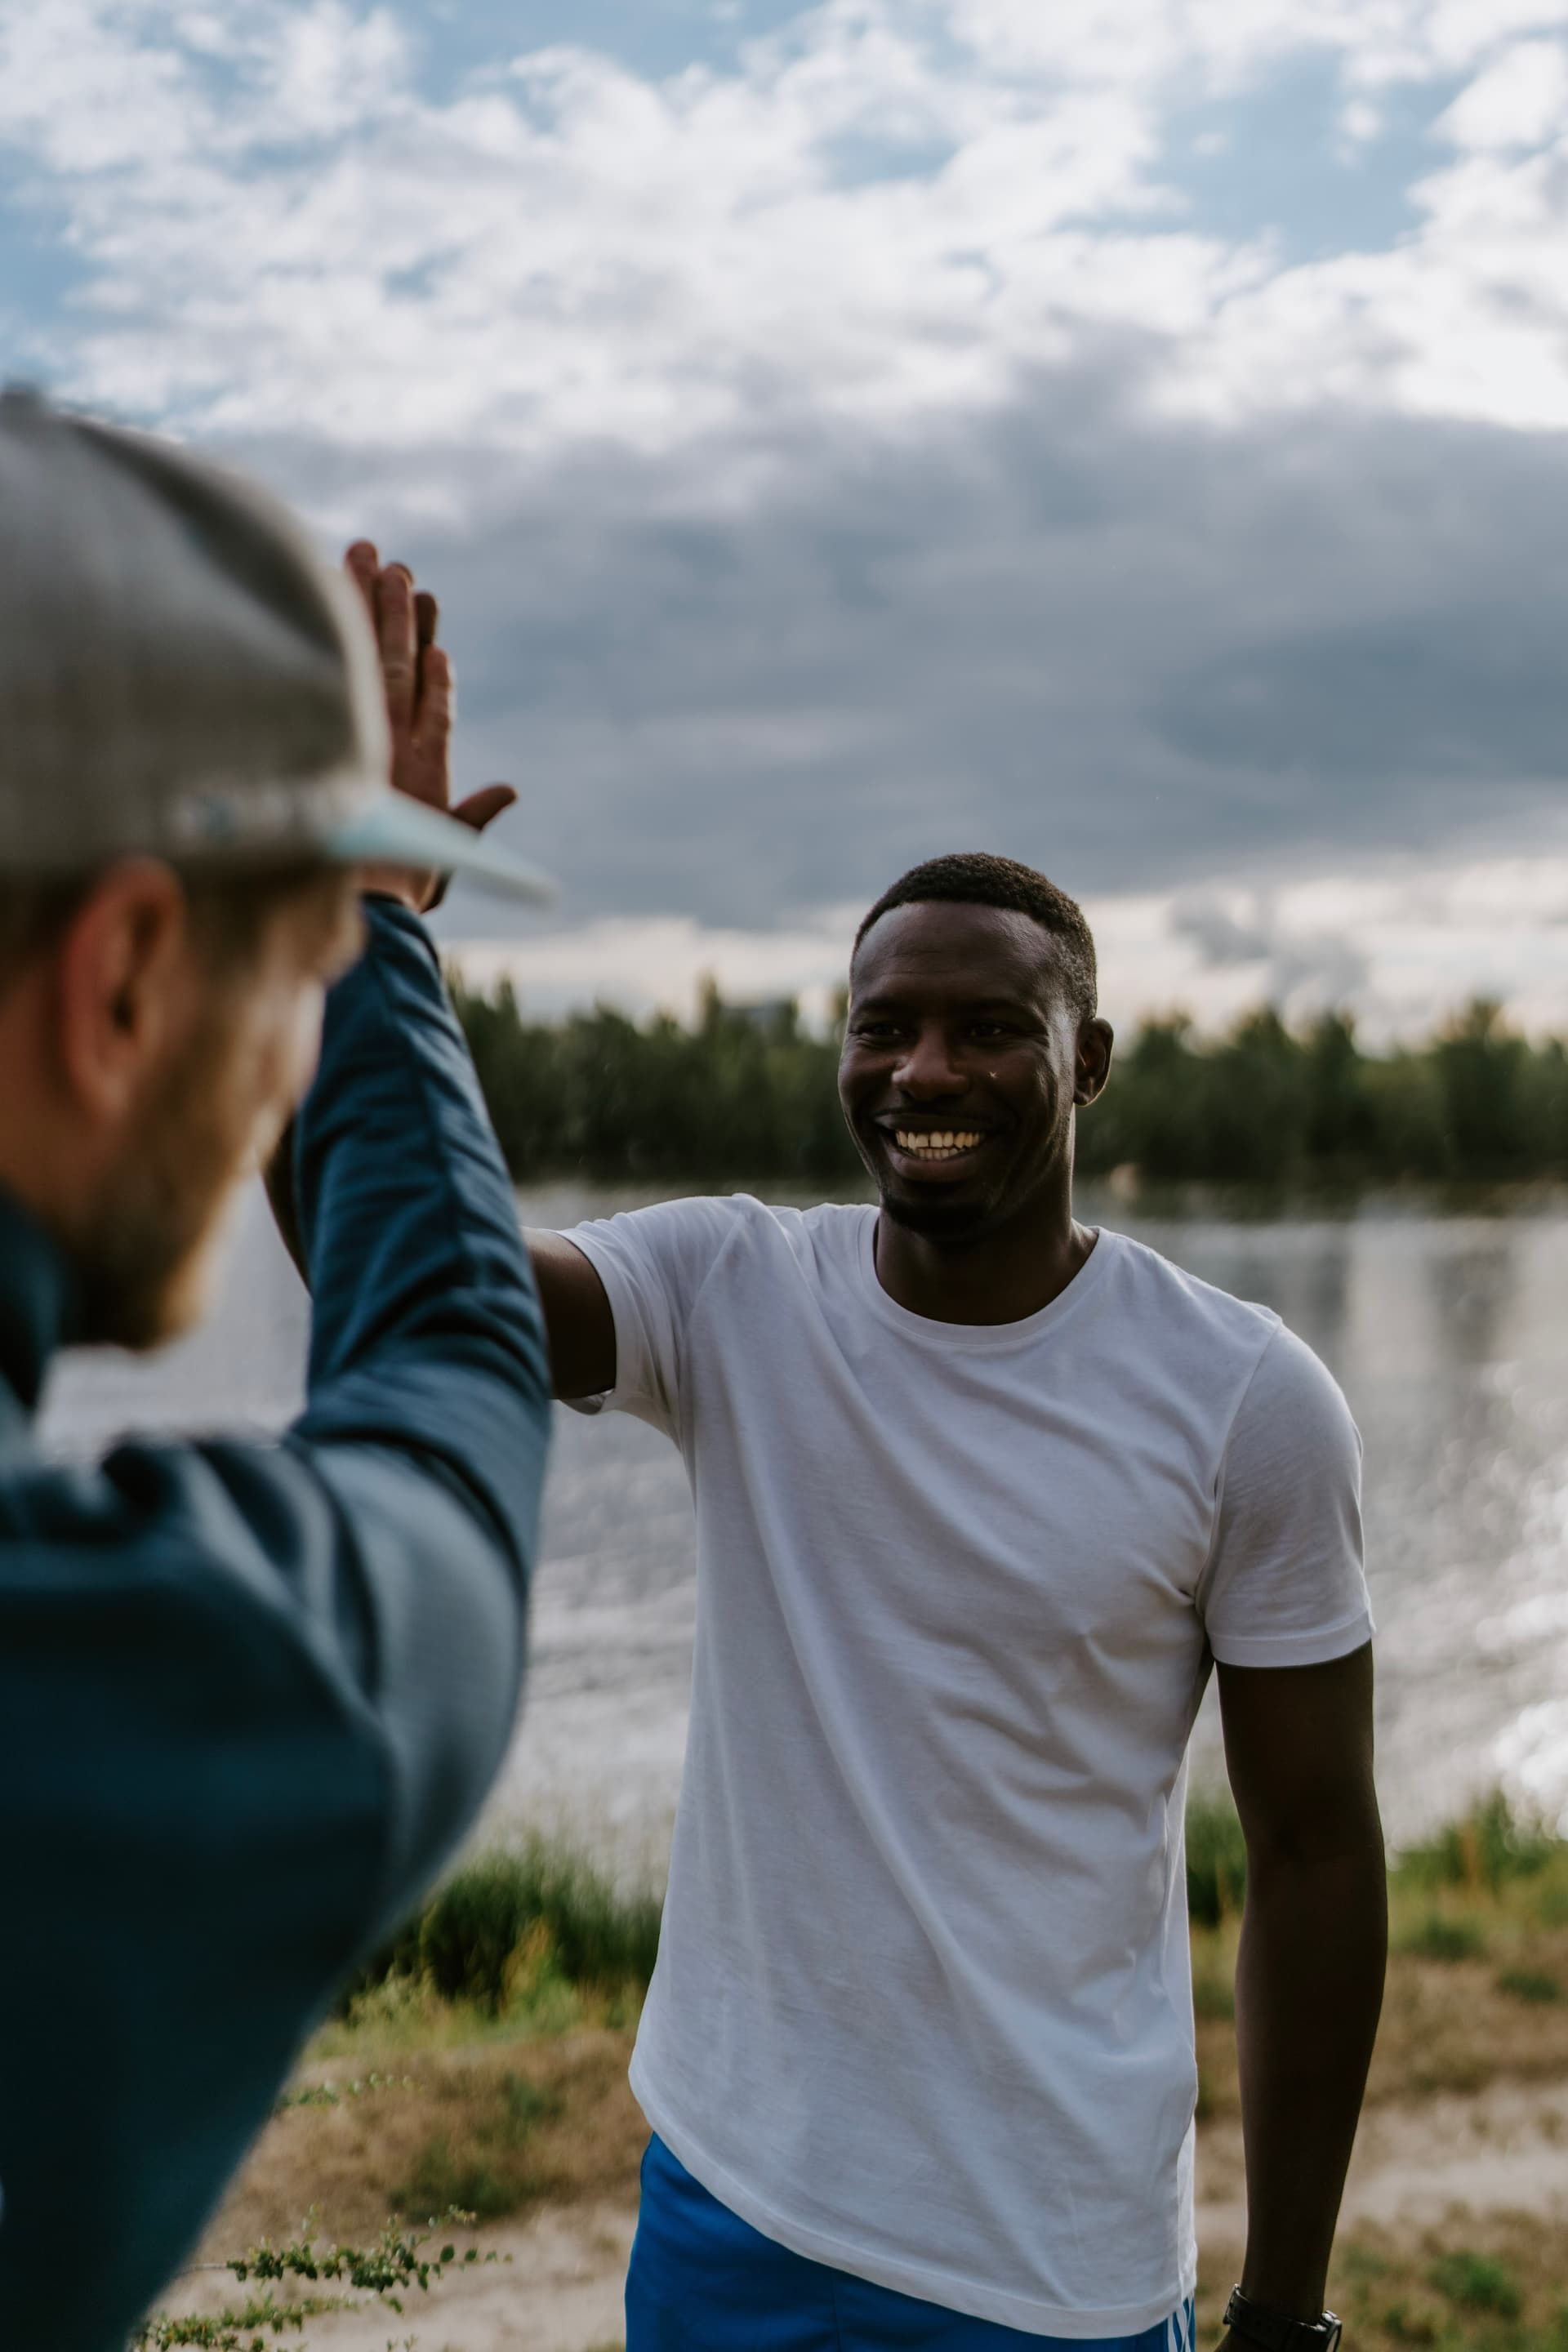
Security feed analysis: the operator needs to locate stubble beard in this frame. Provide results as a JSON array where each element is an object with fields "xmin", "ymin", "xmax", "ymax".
[
  {"xmin": 71, "ymin": 1018, "xmax": 247, "ymax": 1352},
  {"xmin": 877, "ymin": 1183, "xmax": 996, "ymax": 1245}
]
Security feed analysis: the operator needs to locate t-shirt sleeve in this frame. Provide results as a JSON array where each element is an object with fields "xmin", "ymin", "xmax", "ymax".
[
  {"xmin": 1197, "ymin": 1321, "xmax": 1374, "ymax": 1668},
  {"xmin": 560, "ymin": 1195, "xmax": 747, "ymax": 1439}
]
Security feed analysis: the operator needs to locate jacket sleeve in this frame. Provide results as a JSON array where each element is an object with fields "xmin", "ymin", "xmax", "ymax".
[
  {"xmin": 0, "ymin": 900, "xmax": 552, "ymax": 2350},
  {"xmin": 276, "ymin": 893, "xmax": 551, "ymax": 1936}
]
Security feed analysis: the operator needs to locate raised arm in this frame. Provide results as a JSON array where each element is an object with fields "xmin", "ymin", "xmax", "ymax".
[
  {"xmin": 247, "ymin": 541, "xmax": 556, "ymax": 1921},
  {"xmin": 1217, "ymin": 1644, "xmax": 1386, "ymax": 2332},
  {"xmin": 526, "ymin": 1228, "xmax": 618, "ymax": 1400}
]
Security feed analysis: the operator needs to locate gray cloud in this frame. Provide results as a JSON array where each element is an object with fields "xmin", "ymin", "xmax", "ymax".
[
  {"xmin": 1169, "ymin": 899, "xmax": 1278, "ymax": 966},
  {"xmin": 238, "ymin": 351, "xmax": 1568, "ymax": 940},
  {"xmin": 1170, "ymin": 894, "xmax": 1370, "ymax": 1009}
]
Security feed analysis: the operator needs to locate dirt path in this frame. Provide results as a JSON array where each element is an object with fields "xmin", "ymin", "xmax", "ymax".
[
  {"xmin": 1197, "ymin": 2075, "xmax": 1568, "ymax": 2247},
  {"xmin": 160, "ymin": 2077, "xmax": 1568, "ymax": 2350}
]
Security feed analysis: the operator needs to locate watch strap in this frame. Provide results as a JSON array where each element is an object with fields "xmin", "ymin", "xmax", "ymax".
[{"xmin": 1223, "ymin": 2287, "xmax": 1343, "ymax": 2352}]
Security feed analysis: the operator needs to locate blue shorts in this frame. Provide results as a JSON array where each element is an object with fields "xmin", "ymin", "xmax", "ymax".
[{"xmin": 626, "ymin": 2133, "xmax": 1197, "ymax": 2352}]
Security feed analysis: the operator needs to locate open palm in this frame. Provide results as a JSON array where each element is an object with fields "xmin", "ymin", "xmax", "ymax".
[{"xmin": 344, "ymin": 539, "xmax": 515, "ymax": 911}]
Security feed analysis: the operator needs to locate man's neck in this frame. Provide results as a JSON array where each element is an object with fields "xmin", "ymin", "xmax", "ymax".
[{"xmin": 871, "ymin": 1186, "xmax": 1095, "ymax": 1327}]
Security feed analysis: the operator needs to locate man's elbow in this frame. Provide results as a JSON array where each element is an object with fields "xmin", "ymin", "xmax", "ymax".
[{"xmin": 1242, "ymin": 1800, "xmax": 1388, "ymax": 1898}]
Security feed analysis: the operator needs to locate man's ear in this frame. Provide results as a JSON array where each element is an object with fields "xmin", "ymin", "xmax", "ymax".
[
  {"xmin": 1074, "ymin": 1014, "xmax": 1115, "ymax": 1108},
  {"xmin": 54, "ymin": 860, "xmax": 190, "ymax": 1126}
]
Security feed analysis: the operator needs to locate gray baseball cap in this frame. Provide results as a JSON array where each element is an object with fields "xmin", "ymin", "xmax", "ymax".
[{"xmin": 0, "ymin": 388, "xmax": 555, "ymax": 902}]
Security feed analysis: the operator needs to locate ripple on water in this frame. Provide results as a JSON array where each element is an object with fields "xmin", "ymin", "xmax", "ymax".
[{"xmin": 35, "ymin": 1176, "xmax": 1568, "ymax": 1860}]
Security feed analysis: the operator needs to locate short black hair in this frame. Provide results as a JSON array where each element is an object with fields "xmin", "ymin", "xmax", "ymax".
[{"xmin": 853, "ymin": 852, "xmax": 1098, "ymax": 1019}]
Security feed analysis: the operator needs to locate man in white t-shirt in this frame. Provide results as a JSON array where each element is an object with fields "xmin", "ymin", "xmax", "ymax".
[{"xmin": 529, "ymin": 853, "xmax": 1385, "ymax": 2352}]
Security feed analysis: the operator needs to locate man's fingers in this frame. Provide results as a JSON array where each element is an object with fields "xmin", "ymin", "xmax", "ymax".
[
  {"xmin": 344, "ymin": 540, "xmax": 379, "ymax": 626},
  {"xmin": 378, "ymin": 562, "xmax": 418, "ymax": 736},
  {"xmin": 414, "ymin": 640, "xmax": 453, "ymax": 759},
  {"xmin": 451, "ymin": 782, "xmax": 518, "ymax": 835},
  {"xmin": 421, "ymin": 783, "xmax": 518, "ymax": 910},
  {"xmin": 412, "ymin": 589, "xmax": 447, "ymax": 746}
]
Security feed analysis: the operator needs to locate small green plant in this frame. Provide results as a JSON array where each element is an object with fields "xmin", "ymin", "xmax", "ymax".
[
  {"xmin": 1396, "ymin": 1793, "xmax": 1557, "ymax": 1895},
  {"xmin": 394, "ymin": 2067, "xmax": 564, "ymax": 2221},
  {"xmin": 1396, "ymin": 1913, "xmax": 1487, "ymax": 1962},
  {"xmin": 273, "ymin": 2073, "xmax": 417, "ymax": 2114},
  {"xmin": 499, "ymin": 2069, "xmax": 560, "ymax": 2139},
  {"xmin": 1190, "ymin": 1936, "xmax": 1236, "ymax": 2019},
  {"xmin": 1375, "ymin": 2299, "xmax": 1440, "ymax": 2345},
  {"xmin": 1428, "ymin": 2249, "xmax": 1524, "ymax": 2318},
  {"xmin": 399, "ymin": 2136, "xmax": 517, "ymax": 2222},
  {"xmin": 1186, "ymin": 1794, "xmax": 1248, "ymax": 1928},
  {"xmin": 136, "ymin": 2299, "xmax": 350, "ymax": 2349},
  {"xmin": 1498, "ymin": 1967, "xmax": 1562, "ymax": 2003},
  {"xmin": 135, "ymin": 2212, "xmax": 501, "ymax": 2351}
]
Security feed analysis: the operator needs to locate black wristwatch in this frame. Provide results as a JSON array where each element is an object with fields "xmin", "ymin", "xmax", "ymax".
[{"xmin": 1223, "ymin": 2287, "xmax": 1343, "ymax": 2352}]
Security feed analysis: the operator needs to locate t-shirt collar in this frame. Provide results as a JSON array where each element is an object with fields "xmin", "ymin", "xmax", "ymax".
[{"xmin": 856, "ymin": 1210, "xmax": 1116, "ymax": 1349}]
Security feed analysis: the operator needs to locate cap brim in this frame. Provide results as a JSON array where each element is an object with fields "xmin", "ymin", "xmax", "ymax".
[{"xmin": 324, "ymin": 791, "xmax": 557, "ymax": 904}]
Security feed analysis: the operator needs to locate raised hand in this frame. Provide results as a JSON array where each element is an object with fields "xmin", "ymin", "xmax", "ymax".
[{"xmin": 344, "ymin": 540, "xmax": 517, "ymax": 912}]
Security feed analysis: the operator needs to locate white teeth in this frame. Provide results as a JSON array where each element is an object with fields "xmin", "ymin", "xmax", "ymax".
[{"xmin": 893, "ymin": 1129, "xmax": 984, "ymax": 1160}]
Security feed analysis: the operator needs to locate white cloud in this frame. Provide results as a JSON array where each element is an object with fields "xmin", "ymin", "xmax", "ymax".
[
  {"xmin": 1336, "ymin": 96, "xmax": 1384, "ymax": 149},
  {"xmin": 447, "ymin": 908, "xmax": 860, "ymax": 1027},
  {"xmin": 7, "ymin": 0, "xmax": 1568, "ymax": 484},
  {"xmin": 1437, "ymin": 36, "xmax": 1568, "ymax": 148},
  {"xmin": 8, "ymin": 0, "xmax": 1568, "ymax": 998}
]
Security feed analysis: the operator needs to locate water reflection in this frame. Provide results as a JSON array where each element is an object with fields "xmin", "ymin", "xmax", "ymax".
[{"xmin": 35, "ymin": 1177, "xmax": 1568, "ymax": 1864}]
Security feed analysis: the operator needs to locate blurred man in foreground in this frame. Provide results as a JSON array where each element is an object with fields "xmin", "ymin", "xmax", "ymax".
[
  {"xmin": 0, "ymin": 391, "xmax": 555, "ymax": 2350},
  {"xmin": 532, "ymin": 854, "xmax": 1386, "ymax": 2352}
]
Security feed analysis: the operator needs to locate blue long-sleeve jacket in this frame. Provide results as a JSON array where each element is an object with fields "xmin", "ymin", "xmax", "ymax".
[{"xmin": 0, "ymin": 899, "xmax": 551, "ymax": 2350}]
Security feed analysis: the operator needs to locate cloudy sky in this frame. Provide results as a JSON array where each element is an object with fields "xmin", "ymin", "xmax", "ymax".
[{"xmin": 7, "ymin": 0, "xmax": 1568, "ymax": 1036}]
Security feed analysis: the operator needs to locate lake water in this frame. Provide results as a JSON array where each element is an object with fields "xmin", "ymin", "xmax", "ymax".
[{"xmin": 37, "ymin": 1177, "xmax": 1568, "ymax": 1870}]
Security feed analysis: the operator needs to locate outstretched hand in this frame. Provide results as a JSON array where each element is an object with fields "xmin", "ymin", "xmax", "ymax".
[{"xmin": 345, "ymin": 540, "xmax": 517, "ymax": 914}]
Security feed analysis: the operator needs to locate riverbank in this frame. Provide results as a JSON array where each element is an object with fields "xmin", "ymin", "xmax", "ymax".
[{"xmin": 131, "ymin": 1797, "xmax": 1568, "ymax": 2350}]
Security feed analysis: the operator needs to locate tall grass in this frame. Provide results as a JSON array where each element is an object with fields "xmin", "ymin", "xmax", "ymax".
[
  {"xmin": 1394, "ymin": 1790, "xmax": 1558, "ymax": 1895},
  {"xmin": 340, "ymin": 1838, "xmax": 662, "ymax": 2022},
  {"xmin": 1185, "ymin": 1786, "xmax": 1566, "ymax": 1924},
  {"xmin": 345, "ymin": 1797, "xmax": 1568, "ymax": 2022}
]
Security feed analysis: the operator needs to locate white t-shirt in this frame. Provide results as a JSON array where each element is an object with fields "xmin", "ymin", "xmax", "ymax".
[{"xmin": 568, "ymin": 1198, "xmax": 1372, "ymax": 2338}]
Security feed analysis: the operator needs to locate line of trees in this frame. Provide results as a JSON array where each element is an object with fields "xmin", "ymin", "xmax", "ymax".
[{"xmin": 451, "ymin": 976, "xmax": 1568, "ymax": 1188}]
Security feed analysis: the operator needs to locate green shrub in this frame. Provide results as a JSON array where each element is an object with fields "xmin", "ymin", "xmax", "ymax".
[
  {"xmin": 416, "ymin": 1843, "xmax": 662, "ymax": 2012},
  {"xmin": 1186, "ymin": 1793, "xmax": 1248, "ymax": 1928},
  {"xmin": 1498, "ymin": 1967, "xmax": 1562, "ymax": 2003},
  {"xmin": 1428, "ymin": 2251, "xmax": 1523, "ymax": 2318},
  {"xmin": 399, "ymin": 2134, "xmax": 517, "ymax": 2222},
  {"xmin": 1397, "ymin": 1913, "xmax": 1487, "ymax": 1962},
  {"xmin": 335, "ymin": 1839, "xmax": 662, "ymax": 2021}
]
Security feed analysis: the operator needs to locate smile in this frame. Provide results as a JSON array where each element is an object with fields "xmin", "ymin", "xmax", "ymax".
[{"xmin": 889, "ymin": 1129, "xmax": 987, "ymax": 1163}]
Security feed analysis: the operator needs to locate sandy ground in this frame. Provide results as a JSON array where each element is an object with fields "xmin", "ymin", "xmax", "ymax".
[
  {"xmin": 156, "ymin": 2074, "xmax": 1568, "ymax": 2350},
  {"xmin": 165, "ymin": 2200, "xmax": 638, "ymax": 2351},
  {"xmin": 1195, "ymin": 2073, "xmax": 1568, "ymax": 2246}
]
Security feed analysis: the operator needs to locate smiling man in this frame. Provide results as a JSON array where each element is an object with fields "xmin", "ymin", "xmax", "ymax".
[{"xmin": 530, "ymin": 851, "xmax": 1386, "ymax": 2352}]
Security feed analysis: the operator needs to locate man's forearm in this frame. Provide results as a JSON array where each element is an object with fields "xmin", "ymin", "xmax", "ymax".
[
  {"xmin": 1233, "ymin": 1835, "xmax": 1387, "ymax": 2315},
  {"xmin": 292, "ymin": 896, "xmax": 550, "ymax": 1564}
]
